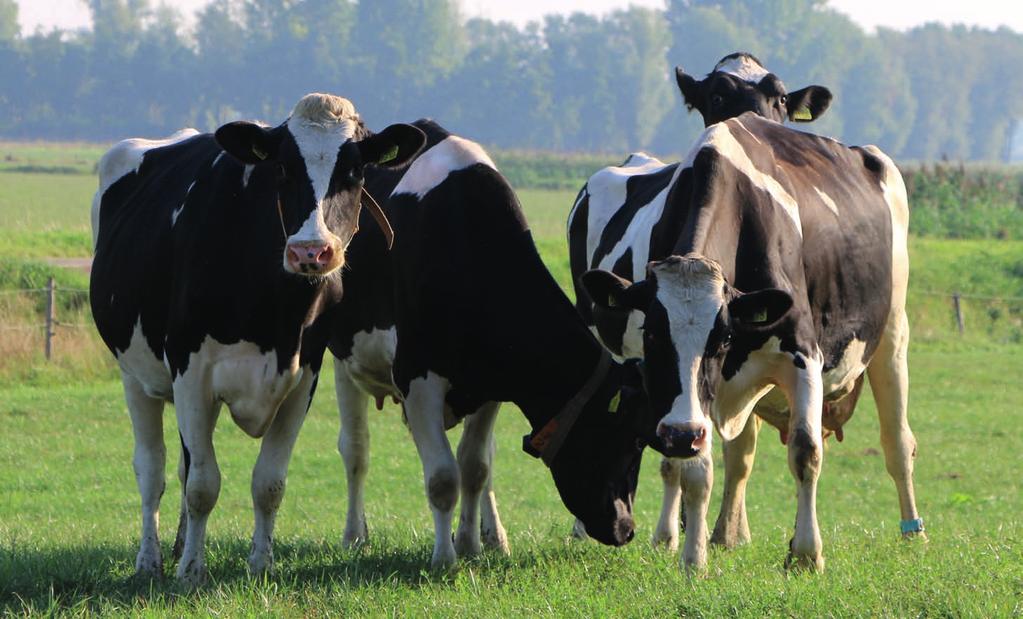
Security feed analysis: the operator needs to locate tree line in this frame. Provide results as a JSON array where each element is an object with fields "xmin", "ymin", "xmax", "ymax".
[{"xmin": 1, "ymin": 0, "xmax": 1023, "ymax": 161}]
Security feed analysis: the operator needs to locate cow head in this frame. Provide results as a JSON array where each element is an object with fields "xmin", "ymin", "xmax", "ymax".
[
  {"xmin": 215, "ymin": 93, "xmax": 425, "ymax": 277},
  {"xmin": 581, "ymin": 255, "xmax": 793, "ymax": 458},
  {"xmin": 675, "ymin": 52, "xmax": 832, "ymax": 127},
  {"xmin": 544, "ymin": 362, "xmax": 649, "ymax": 546}
]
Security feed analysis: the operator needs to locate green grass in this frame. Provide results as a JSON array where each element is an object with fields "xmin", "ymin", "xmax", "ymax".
[{"xmin": 1, "ymin": 351, "xmax": 1021, "ymax": 615}]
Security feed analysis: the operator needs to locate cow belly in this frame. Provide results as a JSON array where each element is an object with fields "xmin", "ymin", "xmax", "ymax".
[
  {"xmin": 342, "ymin": 328, "xmax": 398, "ymax": 400},
  {"xmin": 176, "ymin": 338, "xmax": 302, "ymax": 438},
  {"xmin": 117, "ymin": 320, "xmax": 173, "ymax": 401},
  {"xmin": 821, "ymin": 338, "xmax": 868, "ymax": 397}
]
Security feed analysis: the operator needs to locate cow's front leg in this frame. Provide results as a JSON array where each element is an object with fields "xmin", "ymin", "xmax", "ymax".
[
  {"xmin": 679, "ymin": 453, "xmax": 713, "ymax": 573},
  {"xmin": 404, "ymin": 372, "xmax": 459, "ymax": 570},
  {"xmin": 782, "ymin": 354, "xmax": 825, "ymax": 572},
  {"xmin": 173, "ymin": 390, "xmax": 222, "ymax": 586},
  {"xmin": 334, "ymin": 363, "xmax": 371, "ymax": 548},
  {"xmin": 248, "ymin": 369, "xmax": 317, "ymax": 575},
  {"xmin": 122, "ymin": 373, "xmax": 167, "ymax": 576},
  {"xmin": 455, "ymin": 401, "xmax": 501, "ymax": 558},
  {"xmin": 712, "ymin": 415, "xmax": 760, "ymax": 548},
  {"xmin": 652, "ymin": 457, "xmax": 682, "ymax": 551}
]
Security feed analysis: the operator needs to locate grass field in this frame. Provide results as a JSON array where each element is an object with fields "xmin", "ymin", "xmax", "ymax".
[{"xmin": 1, "ymin": 150, "xmax": 1022, "ymax": 615}]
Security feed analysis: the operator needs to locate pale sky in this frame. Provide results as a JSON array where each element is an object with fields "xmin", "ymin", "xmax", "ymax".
[{"xmin": 14, "ymin": 0, "xmax": 1023, "ymax": 35}]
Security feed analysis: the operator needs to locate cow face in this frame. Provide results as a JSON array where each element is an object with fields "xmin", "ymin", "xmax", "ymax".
[
  {"xmin": 215, "ymin": 94, "xmax": 425, "ymax": 278},
  {"xmin": 582, "ymin": 255, "xmax": 793, "ymax": 459},
  {"xmin": 547, "ymin": 373, "xmax": 648, "ymax": 546},
  {"xmin": 675, "ymin": 52, "xmax": 832, "ymax": 127}
]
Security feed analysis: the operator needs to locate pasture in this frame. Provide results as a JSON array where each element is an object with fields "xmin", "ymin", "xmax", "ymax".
[{"xmin": 1, "ymin": 148, "xmax": 1022, "ymax": 616}]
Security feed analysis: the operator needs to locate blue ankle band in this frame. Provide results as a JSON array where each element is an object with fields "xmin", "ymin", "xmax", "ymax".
[{"xmin": 900, "ymin": 518, "xmax": 925, "ymax": 534}]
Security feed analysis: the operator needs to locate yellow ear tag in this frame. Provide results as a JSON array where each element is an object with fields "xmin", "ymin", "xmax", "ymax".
[
  {"xmin": 252, "ymin": 145, "xmax": 268, "ymax": 160},
  {"xmin": 378, "ymin": 145, "xmax": 399, "ymax": 164},
  {"xmin": 793, "ymin": 106, "xmax": 813, "ymax": 121},
  {"xmin": 752, "ymin": 309, "xmax": 768, "ymax": 323},
  {"xmin": 607, "ymin": 295, "xmax": 617, "ymax": 308},
  {"xmin": 608, "ymin": 390, "xmax": 622, "ymax": 414}
]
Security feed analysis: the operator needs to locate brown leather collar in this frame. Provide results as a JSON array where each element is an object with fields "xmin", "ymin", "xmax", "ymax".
[
  {"xmin": 361, "ymin": 187, "xmax": 394, "ymax": 249},
  {"xmin": 528, "ymin": 349, "xmax": 613, "ymax": 466}
]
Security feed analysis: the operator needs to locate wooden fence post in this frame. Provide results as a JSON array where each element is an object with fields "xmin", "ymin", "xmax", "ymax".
[
  {"xmin": 45, "ymin": 277, "xmax": 55, "ymax": 360},
  {"xmin": 952, "ymin": 292, "xmax": 965, "ymax": 335}
]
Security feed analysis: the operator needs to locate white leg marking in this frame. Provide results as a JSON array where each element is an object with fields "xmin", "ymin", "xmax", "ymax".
[
  {"xmin": 404, "ymin": 372, "xmax": 459, "ymax": 569},
  {"xmin": 780, "ymin": 354, "xmax": 825, "ymax": 571},
  {"xmin": 455, "ymin": 401, "xmax": 502, "ymax": 558},
  {"xmin": 123, "ymin": 373, "xmax": 167, "ymax": 576},
  {"xmin": 680, "ymin": 454, "xmax": 713, "ymax": 573},
  {"xmin": 248, "ymin": 368, "xmax": 317, "ymax": 575},
  {"xmin": 335, "ymin": 362, "xmax": 371, "ymax": 548},
  {"xmin": 652, "ymin": 457, "xmax": 682, "ymax": 552}
]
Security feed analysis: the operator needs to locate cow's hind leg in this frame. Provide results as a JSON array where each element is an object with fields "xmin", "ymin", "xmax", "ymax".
[
  {"xmin": 173, "ymin": 389, "xmax": 221, "ymax": 586},
  {"xmin": 867, "ymin": 310, "xmax": 923, "ymax": 538},
  {"xmin": 123, "ymin": 373, "xmax": 167, "ymax": 576},
  {"xmin": 455, "ymin": 401, "xmax": 505, "ymax": 557},
  {"xmin": 404, "ymin": 372, "xmax": 459, "ymax": 569},
  {"xmin": 652, "ymin": 457, "xmax": 682, "ymax": 551},
  {"xmin": 248, "ymin": 369, "xmax": 318, "ymax": 575},
  {"xmin": 712, "ymin": 415, "xmax": 760, "ymax": 548},
  {"xmin": 479, "ymin": 430, "xmax": 510, "ymax": 554},
  {"xmin": 335, "ymin": 363, "xmax": 370, "ymax": 547}
]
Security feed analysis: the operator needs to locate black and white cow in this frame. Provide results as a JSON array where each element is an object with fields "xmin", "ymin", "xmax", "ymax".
[
  {"xmin": 90, "ymin": 93, "xmax": 425, "ymax": 584},
  {"xmin": 328, "ymin": 120, "xmax": 649, "ymax": 569},
  {"xmin": 676, "ymin": 52, "xmax": 832, "ymax": 127},
  {"xmin": 572, "ymin": 112, "xmax": 923, "ymax": 571}
]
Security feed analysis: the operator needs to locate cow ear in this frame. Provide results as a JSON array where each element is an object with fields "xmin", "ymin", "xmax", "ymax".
[
  {"xmin": 215, "ymin": 121, "xmax": 283, "ymax": 164},
  {"xmin": 729, "ymin": 288, "xmax": 793, "ymax": 331},
  {"xmin": 786, "ymin": 85, "xmax": 832, "ymax": 122},
  {"xmin": 358, "ymin": 123, "xmax": 426, "ymax": 168},
  {"xmin": 675, "ymin": 67, "xmax": 704, "ymax": 115},
  {"xmin": 581, "ymin": 270, "xmax": 654, "ymax": 312}
]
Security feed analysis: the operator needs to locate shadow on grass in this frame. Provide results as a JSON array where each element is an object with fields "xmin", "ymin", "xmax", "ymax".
[{"xmin": 0, "ymin": 536, "xmax": 554, "ymax": 612}]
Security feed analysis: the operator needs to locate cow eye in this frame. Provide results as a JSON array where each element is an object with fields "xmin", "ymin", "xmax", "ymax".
[
  {"xmin": 719, "ymin": 331, "xmax": 732, "ymax": 351},
  {"xmin": 347, "ymin": 167, "xmax": 364, "ymax": 183},
  {"xmin": 277, "ymin": 163, "xmax": 287, "ymax": 180},
  {"xmin": 780, "ymin": 95, "xmax": 788, "ymax": 105},
  {"xmin": 711, "ymin": 94, "xmax": 724, "ymax": 108}
]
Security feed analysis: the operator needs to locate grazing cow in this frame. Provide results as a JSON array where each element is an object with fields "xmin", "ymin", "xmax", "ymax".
[
  {"xmin": 90, "ymin": 93, "xmax": 425, "ymax": 584},
  {"xmin": 330, "ymin": 120, "xmax": 649, "ymax": 569},
  {"xmin": 573, "ymin": 112, "xmax": 923, "ymax": 571},
  {"xmin": 330, "ymin": 120, "xmax": 510, "ymax": 559},
  {"xmin": 675, "ymin": 52, "xmax": 832, "ymax": 127}
]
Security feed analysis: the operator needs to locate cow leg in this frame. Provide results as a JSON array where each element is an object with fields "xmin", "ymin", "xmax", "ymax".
[
  {"xmin": 679, "ymin": 454, "xmax": 713, "ymax": 573},
  {"xmin": 122, "ymin": 373, "xmax": 167, "ymax": 576},
  {"xmin": 248, "ymin": 369, "xmax": 317, "ymax": 575},
  {"xmin": 867, "ymin": 310, "xmax": 923, "ymax": 538},
  {"xmin": 782, "ymin": 355, "xmax": 826, "ymax": 572},
  {"xmin": 334, "ymin": 363, "xmax": 370, "ymax": 548},
  {"xmin": 652, "ymin": 457, "xmax": 682, "ymax": 551},
  {"xmin": 404, "ymin": 373, "xmax": 459, "ymax": 569},
  {"xmin": 479, "ymin": 434, "xmax": 510, "ymax": 554},
  {"xmin": 171, "ymin": 436, "xmax": 187, "ymax": 562},
  {"xmin": 454, "ymin": 401, "xmax": 501, "ymax": 558},
  {"xmin": 712, "ymin": 415, "xmax": 760, "ymax": 548},
  {"xmin": 173, "ymin": 390, "xmax": 221, "ymax": 586}
]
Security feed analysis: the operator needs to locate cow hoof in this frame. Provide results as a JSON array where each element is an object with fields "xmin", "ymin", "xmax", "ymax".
[
  {"xmin": 651, "ymin": 530, "xmax": 679, "ymax": 552},
  {"xmin": 342, "ymin": 522, "xmax": 369, "ymax": 549},
  {"xmin": 784, "ymin": 550, "xmax": 824, "ymax": 573},
  {"xmin": 247, "ymin": 551, "xmax": 273, "ymax": 576},
  {"xmin": 902, "ymin": 530, "xmax": 928, "ymax": 542},
  {"xmin": 134, "ymin": 551, "xmax": 164, "ymax": 578},
  {"xmin": 177, "ymin": 560, "xmax": 208, "ymax": 588},
  {"xmin": 454, "ymin": 532, "xmax": 482, "ymax": 558},
  {"xmin": 430, "ymin": 551, "xmax": 458, "ymax": 573},
  {"xmin": 681, "ymin": 557, "xmax": 708, "ymax": 578},
  {"xmin": 481, "ymin": 525, "xmax": 510, "ymax": 555}
]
